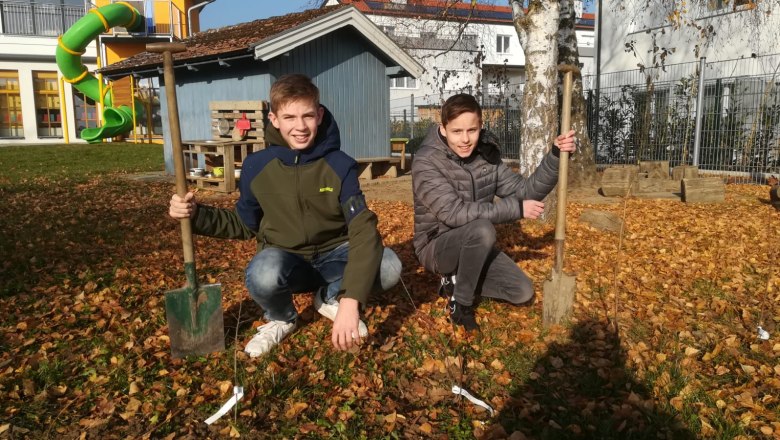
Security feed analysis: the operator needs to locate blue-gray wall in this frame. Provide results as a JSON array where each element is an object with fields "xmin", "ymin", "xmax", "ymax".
[{"xmin": 160, "ymin": 27, "xmax": 393, "ymax": 173}]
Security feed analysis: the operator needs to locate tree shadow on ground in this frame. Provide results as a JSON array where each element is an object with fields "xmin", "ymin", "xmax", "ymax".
[{"xmin": 497, "ymin": 319, "xmax": 695, "ymax": 440}]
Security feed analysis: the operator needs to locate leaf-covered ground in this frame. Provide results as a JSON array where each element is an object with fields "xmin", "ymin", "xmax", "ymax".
[{"xmin": 1, "ymin": 173, "xmax": 778, "ymax": 439}]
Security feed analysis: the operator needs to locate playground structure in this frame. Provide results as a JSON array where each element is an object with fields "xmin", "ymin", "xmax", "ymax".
[{"xmin": 56, "ymin": 2, "xmax": 146, "ymax": 143}]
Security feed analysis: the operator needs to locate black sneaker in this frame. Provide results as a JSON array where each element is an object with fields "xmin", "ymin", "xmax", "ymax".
[
  {"xmin": 448, "ymin": 298, "xmax": 479, "ymax": 331},
  {"xmin": 438, "ymin": 275, "xmax": 456, "ymax": 299}
]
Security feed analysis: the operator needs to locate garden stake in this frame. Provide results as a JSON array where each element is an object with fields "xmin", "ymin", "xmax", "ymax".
[
  {"xmin": 147, "ymin": 42, "xmax": 225, "ymax": 358},
  {"xmin": 543, "ymin": 65, "xmax": 579, "ymax": 327}
]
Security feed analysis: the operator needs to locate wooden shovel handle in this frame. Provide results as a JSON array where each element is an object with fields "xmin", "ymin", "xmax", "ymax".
[
  {"xmin": 554, "ymin": 70, "xmax": 574, "ymax": 272},
  {"xmin": 147, "ymin": 43, "xmax": 195, "ymax": 269}
]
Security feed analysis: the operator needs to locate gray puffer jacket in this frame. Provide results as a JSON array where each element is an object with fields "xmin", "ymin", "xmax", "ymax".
[{"xmin": 412, "ymin": 125, "xmax": 561, "ymax": 269}]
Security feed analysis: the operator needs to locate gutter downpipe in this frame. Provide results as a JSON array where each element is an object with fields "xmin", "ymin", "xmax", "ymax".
[{"xmin": 187, "ymin": 0, "xmax": 216, "ymax": 37}]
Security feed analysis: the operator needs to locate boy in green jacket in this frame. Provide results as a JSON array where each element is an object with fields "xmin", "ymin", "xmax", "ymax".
[{"xmin": 169, "ymin": 74, "xmax": 401, "ymax": 356}]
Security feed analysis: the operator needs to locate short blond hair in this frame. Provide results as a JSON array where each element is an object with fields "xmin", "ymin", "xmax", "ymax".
[{"xmin": 270, "ymin": 74, "xmax": 320, "ymax": 112}]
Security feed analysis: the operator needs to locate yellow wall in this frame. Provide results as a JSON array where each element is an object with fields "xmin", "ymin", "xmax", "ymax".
[
  {"xmin": 93, "ymin": 0, "xmax": 200, "ymax": 37},
  {"xmin": 104, "ymin": 41, "xmax": 148, "ymax": 65}
]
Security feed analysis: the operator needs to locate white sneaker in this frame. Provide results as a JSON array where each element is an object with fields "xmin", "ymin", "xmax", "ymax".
[
  {"xmin": 313, "ymin": 289, "xmax": 369, "ymax": 338},
  {"xmin": 244, "ymin": 320, "xmax": 297, "ymax": 358}
]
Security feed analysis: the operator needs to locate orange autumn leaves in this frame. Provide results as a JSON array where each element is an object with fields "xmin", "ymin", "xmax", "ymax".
[{"xmin": 0, "ymin": 177, "xmax": 778, "ymax": 438}]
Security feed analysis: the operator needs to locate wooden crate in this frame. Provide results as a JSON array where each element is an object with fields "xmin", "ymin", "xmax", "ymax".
[
  {"xmin": 682, "ymin": 177, "xmax": 725, "ymax": 203},
  {"xmin": 672, "ymin": 165, "xmax": 699, "ymax": 180},
  {"xmin": 210, "ymin": 100, "xmax": 269, "ymax": 149},
  {"xmin": 600, "ymin": 166, "xmax": 639, "ymax": 196},
  {"xmin": 639, "ymin": 160, "xmax": 670, "ymax": 179}
]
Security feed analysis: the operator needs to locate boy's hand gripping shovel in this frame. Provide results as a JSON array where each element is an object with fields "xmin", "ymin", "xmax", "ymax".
[
  {"xmin": 147, "ymin": 42, "xmax": 225, "ymax": 358},
  {"xmin": 543, "ymin": 66, "xmax": 578, "ymax": 326}
]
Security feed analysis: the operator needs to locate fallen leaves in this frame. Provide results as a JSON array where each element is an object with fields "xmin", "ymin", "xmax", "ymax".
[{"xmin": 0, "ymin": 177, "xmax": 779, "ymax": 438}]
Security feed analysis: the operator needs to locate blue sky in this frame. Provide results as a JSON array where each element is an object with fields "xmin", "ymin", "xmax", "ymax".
[
  {"xmin": 199, "ymin": 0, "xmax": 595, "ymax": 31},
  {"xmin": 200, "ymin": 0, "xmax": 315, "ymax": 30}
]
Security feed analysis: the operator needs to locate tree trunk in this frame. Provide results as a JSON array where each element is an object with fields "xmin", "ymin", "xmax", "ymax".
[
  {"xmin": 557, "ymin": 0, "xmax": 598, "ymax": 188},
  {"xmin": 512, "ymin": 0, "xmax": 560, "ymax": 219}
]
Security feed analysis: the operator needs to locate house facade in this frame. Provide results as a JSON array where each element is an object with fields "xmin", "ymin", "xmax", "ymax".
[
  {"xmin": 322, "ymin": 0, "xmax": 595, "ymax": 120},
  {"xmin": 594, "ymin": 0, "xmax": 780, "ymax": 177},
  {"xmin": 99, "ymin": 5, "xmax": 423, "ymax": 171},
  {"xmin": 0, "ymin": 0, "xmax": 204, "ymax": 145},
  {"xmin": 599, "ymin": 0, "xmax": 777, "ymax": 74},
  {"xmin": 0, "ymin": 0, "xmax": 89, "ymax": 143}
]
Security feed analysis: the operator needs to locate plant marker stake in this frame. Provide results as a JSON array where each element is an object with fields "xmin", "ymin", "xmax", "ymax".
[
  {"xmin": 452, "ymin": 385, "xmax": 495, "ymax": 416},
  {"xmin": 204, "ymin": 386, "xmax": 244, "ymax": 425}
]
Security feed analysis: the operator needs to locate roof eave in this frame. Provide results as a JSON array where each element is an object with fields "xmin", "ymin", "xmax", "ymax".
[{"xmin": 252, "ymin": 5, "xmax": 424, "ymax": 79}]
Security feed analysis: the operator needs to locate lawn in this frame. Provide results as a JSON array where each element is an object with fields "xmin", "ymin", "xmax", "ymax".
[{"xmin": 0, "ymin": 143, "xmax": 778, "ymax": 439}]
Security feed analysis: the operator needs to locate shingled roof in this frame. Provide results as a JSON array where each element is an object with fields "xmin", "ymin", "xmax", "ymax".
[{"xmin": 99, "ymin": 5, "xmax": 348, "ymax": 77}]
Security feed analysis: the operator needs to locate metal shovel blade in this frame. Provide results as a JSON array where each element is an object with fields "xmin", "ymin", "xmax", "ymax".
[
  {"xmin": 542, "ymin": 269, "xmax": 576, "ymax": 326},
  {"xmin": 165, "ymin": 281, "xmax": 225, "ymax": 358}
]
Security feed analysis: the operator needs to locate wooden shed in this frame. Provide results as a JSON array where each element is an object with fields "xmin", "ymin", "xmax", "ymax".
[{"xmin": 99, "ymin": 5, "xmax": 423, "ymax": 174}]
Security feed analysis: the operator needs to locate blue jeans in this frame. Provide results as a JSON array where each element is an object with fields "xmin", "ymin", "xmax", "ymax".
[{"xmin": 245, "ymin": 242, "xmax": 402, "ymax": 322}]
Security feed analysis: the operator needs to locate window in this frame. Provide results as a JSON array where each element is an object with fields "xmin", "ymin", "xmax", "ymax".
[
  {"xmin": 496, "ymin": 35, "xmax": 511, "ymax": 54},
  {"xmin": 33, "ymin": 71, "xmax": 61, "ymax": 137},
  {"xmin": 135, "ymin": 77, "xmax": 163, "ymax": 138},
  {"xmin": 708, "ymin": 0, "xmax": 752, "ymax": 10},
  {"xmin": 390, "ymin": 77, "xmax": 417, "ymax": 89},
  {"xmin": 379, "ymin": 25, "xmax": 395, "ymax": 36},
  {"xmin": 0, "ymin": 70, "xmax": 22, "ymax": 138},
  {"xmin": 72, "ymin": 89, "xmax": 99, "ymax": 139},
  {"xmin": 461, "ymin": 34, "xmax": 478, "ymax": 51}
]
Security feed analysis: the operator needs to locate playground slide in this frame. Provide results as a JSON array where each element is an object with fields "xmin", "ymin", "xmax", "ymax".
[{"xmin": 56, "ymin": 3, "xmax": 146, "ymax": 143}]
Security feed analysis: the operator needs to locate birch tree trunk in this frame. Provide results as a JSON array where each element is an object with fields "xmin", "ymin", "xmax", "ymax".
[
  {"xmin": 557, "ymin": 0, "xmax": 598, "ymax": 187},
  {"xmin": 512, "ymin": 0, "xmax": 560, "ymax": 218}
]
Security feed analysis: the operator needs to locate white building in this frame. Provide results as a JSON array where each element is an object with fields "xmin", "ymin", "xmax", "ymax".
[
  {"xmin": 323, "ymin": 0, "xmax": 595, "ymax": 119},
  {"xmin": 595, "ymin": 0, "xmax": 780, "ymax": 176},
  {"xmin": 599, "ymin": 0, "xmax": 779, "ymax": 74},
  {"xmin": 0, "ymin": 0, "xmax": 95, "ymax": 144},
  {"xmin": 0, "ymin": 0, "xmax": 204, "ymax": 145}
]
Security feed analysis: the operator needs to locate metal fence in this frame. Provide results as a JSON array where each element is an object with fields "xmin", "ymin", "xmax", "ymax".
[
  {"xmin": 0, "ymin": 1, "xmax": 84, "ymax": 36},
  {"xmin": 0, "ymin": 1, "xmax": 186, "ymax": 38},
  {"xmin": 391, "ymin": 53, "xmax": 780, "ymax": 182},
  {"xmin": 586, "ymin": 54, "xmax": 780, "ymax": 180}
]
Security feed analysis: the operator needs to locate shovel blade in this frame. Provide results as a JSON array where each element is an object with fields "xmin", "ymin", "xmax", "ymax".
[
  {"xmin": 542, "ymin": 270, "xmax": 576, "ymax": 327},
  {"xmin": 164, "ymin": 283, "xmax": 225, "ymax": 358}
]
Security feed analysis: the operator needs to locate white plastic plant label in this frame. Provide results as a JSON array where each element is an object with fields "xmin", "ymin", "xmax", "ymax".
[{"xmin": 204, "ymin": 386, "xmax": 244, "ymax": 425}]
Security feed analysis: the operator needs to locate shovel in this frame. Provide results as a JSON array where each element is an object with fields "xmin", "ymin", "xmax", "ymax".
[
  {"xmin": 542, "ymin": 65, "xmax": 578, "ymax": 327},
  {"xmin": 147, "ymin": 42, "xmax": 225, "ymax": 358}
]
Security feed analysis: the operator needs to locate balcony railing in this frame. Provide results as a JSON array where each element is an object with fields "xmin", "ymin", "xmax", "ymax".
[
  {"xmin": 0, "ymin": 0, "xmax": 185, "ymax": 39},
  {"xmin": 109, "ymin": 0, "xmax": 184, "ymax": 39},
  {"xmin": 0, "ymin": 1, "xmax": 84, "ymax": 36}
]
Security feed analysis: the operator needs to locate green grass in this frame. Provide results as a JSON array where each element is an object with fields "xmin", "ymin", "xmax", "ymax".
[{"xmin": 0, "ymin": 142, "xmax": 163, "ymax": 186}]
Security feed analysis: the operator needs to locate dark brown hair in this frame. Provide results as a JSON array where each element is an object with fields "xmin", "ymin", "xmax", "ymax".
[
  {"xmin": 440, "ymin": 93, "xmax": 482, "ymax": 126},
  {"xmin": 269, "ymin": 74, "xmax": 320, "ymax": 112}
]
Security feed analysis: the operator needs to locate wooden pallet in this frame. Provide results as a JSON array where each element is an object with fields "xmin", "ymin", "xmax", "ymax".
[
  {"xmin": 183, "ymin": 140, "xmax": 259, "ymax": 193},
  {"xmin": 209, "ymin": 100, "xmax": 269, "ymax": 149}
]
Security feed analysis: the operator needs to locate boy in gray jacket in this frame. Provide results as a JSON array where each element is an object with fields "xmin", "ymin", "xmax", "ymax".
[{"xmin": 411, "ymin": 94, "xmax": 576, "ymax": 331}]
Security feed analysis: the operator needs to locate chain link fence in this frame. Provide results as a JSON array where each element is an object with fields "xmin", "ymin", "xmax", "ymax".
[{"xmin": 391, "ymin": 53, "xmax": 780, "ymax": 183}]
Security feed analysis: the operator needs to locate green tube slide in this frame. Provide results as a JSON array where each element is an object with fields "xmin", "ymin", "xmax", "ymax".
[{"xmin": 56, "ymin": 2, "xmax": 146, "ymax": 143}]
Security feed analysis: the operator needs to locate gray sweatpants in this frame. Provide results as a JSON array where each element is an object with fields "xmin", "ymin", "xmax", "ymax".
[{"xmin": 427, "ymin": 218, "xmax": 534, "ymax": 307}]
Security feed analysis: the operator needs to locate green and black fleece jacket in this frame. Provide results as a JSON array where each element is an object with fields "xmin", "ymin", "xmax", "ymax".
[{"xmin": 191, "ymin": 107, "xmax": 383, "ymax": 305}]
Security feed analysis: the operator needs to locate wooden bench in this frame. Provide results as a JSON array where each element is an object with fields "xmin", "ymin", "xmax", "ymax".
[{"xmin": 356, "ymin": 157, "xmax": 403, "ymax": 180}]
